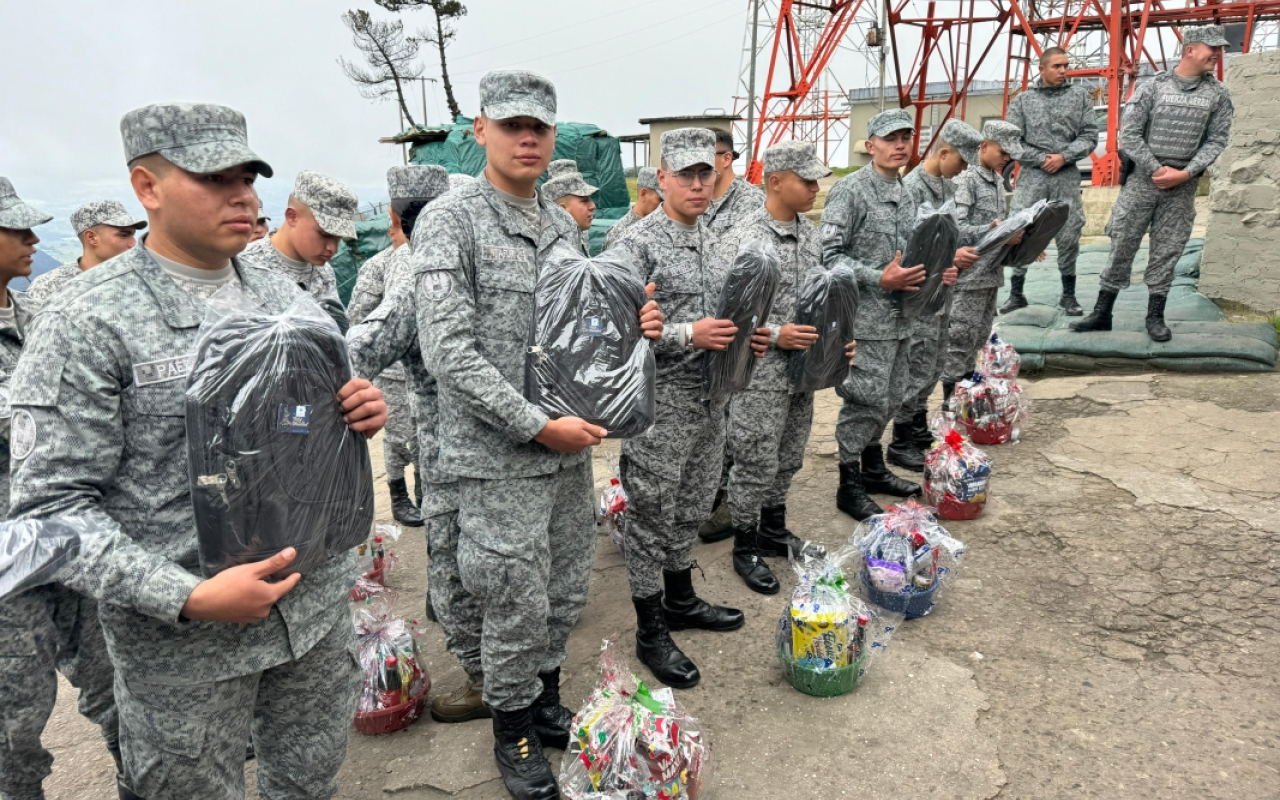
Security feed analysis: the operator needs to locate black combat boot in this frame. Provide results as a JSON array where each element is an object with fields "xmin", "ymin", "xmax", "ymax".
[
  {"xmin": 531, "ymin": 668, "xmax": 573, "ymax": 750},
  {"xmin": 1070, "ymin": 289, "xmax": 1118, "ymax": 332},
  {"xmin": 1058, "ymin": 274, "xmax": 1083, "ymax": 316},
  {"xmin": 696, "ymin": 488, "xmax": 733, "ymax": 543},
  {"xmin": 491, "ymin": 707, "xmax": 560, "ymax": 800},
  {"xmin": 886, "ymin": 420, "xmax": 926, "ymax": 472},
  {"xmin": 942, "ymin": 381, "xmax": 956, "ymax": 409},
  {"xmin": 663, "ymin": 566, "xmax": 745, "ymax": 631},
  {"xmin": 731, "ymin": 525, "xmax": 780, "ymax": 595},
  {"xmin": 412, "ymin": 464, "xmax": 424, "ymax": 508},
  {"xmin": 999, "ymin": 273, "xmax": 1028, "ymax": 314},
  {"xmin": 757, "ymin": 504, "xmax": 824, "ymax": 558},
  {"xmin": 860, "ymin": 443, "xmax": 921, "ymax": 498},
  {"xmin": 633, "ymin": 593, "xmax": 700, "ymax": 689},
  {"xmin": 910, "ymin": 409, "xmax": 934, "ymax": 450},
  {"xmin": 388, "ymin": 478, "xmax": 424, "ymax": 527},
  {"xmin": 1146, "ymin": 293, "xmax": 1172, "ymax": 342},
  {"xmin": 836, "ymin": 461, "xmax": 883, "ymax": 521}
]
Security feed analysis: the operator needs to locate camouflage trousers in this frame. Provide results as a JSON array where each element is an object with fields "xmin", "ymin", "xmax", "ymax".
[
  {"xmin": 1011, "ymin": 165, "xmax": 1087, "ymax": 279},
  {"xmin": 835, "ymin": 337, "xmax": 913, "ymax": 463},
  {"xmin": 621, "ymin": 397, "xmax": 728, "ymax": 598},
  {"xmin": 943, "ymin": 289, "xmax": 999, "ymax": 384},
  {"xmin": 0, "ymin": 586, "xmax": 117, "ymax": 800},
  {"xmin": 727, "ymin": 390, "xmax": 814, "ymax": 529},
  {"xmin": 894, "ymin": 314, "xmax": 949, "ymax": 425},
  {"xmin": 1099, "ymin": 172, "xmax": 1198, "ymax": 297},
  {"xmin": 456, "ymin": 461, "xmax": 595, "ymax": 711},
  {"xmin": 376, "ymin": 375, "xmax": 418, "ymax": 482},
  {"xmin": 115, "ymin": 611, "xmax": 359, "ymax": 800},
  {"xmin": 424, "ymin": 488, "xmax": 482, "ymax": 679}
]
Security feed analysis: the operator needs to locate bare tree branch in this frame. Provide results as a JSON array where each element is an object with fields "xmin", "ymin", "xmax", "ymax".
[
  {"xmin": 338, "ymin": 9, "xmax": 424, "ymax": 129},
  {"xmin": 374, "ymin": 0, "xmax": 467, "ymax": 122}
]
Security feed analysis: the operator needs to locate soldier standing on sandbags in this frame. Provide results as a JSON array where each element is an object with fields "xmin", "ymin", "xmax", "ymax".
[
  {"xmin": 1073, "ymin": 25, "xmax": 1234, "ymax": 342},
  {"xmin": 1002, "ymin": 46, "xmax": 1098, "ymax": 317},
  {"xmin": 413, "ymin": 71, "xmax": 663, "ymax": 800},
  {"xmin": 604, "ymin": 166, "xmax": 663, "ymax": 250},
  {"xmin": 612, "ymin": 128, "xmax": 746, "ymax": 692}
]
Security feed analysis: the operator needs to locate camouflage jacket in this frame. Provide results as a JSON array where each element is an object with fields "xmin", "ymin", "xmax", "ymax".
[
  {"xmin": 412, "ymin": 173, "xmax": 588, "ymax": 480},
  {"xmin": 8, "ymin": 243, "xmax": 354, "ymax": 684},
  {"xmin": 23, "ymin": 263, "xmax": 82, "ymax": 315},
  {"xmin": 704, "ymin": 176, "xmax": 765, "ymax": 236},
  {"xmin": 0, "ymin": 291, "xmax": 34, "ymax": 517},
  {"xmin": 347, "ymin": 246, "xmax": 404, "ymax": 381},
  {"xmin": 603, "ymin": 207, "xmax": 642, "ymax": 251},
  {"xmin": 1007, "ymin": 79, "xmax": 1099, "ymax": 167},
  {"xmin": 819, "ymin": 167, "xmax": 917, "ymax": 341},
  {"xmin": 240, "ymin": 236, "xmax": 350, "ymax": 333},
  {"xmin": 716, "ymin": 205, "xmax": 821, "ymax": 391},
  {"xmin": 1122, "ymin": 70, "xmax": 1234, "ymax": 177},
  {"xmin": 953, "ymin": 164, "xmax": 1007, "ymax": 290},
  {"xmin": 612, "ymin": 208, "xmax": 729, "ymax": 404}
]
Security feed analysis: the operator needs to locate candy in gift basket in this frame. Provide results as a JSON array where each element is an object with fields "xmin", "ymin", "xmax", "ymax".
[
  {"xmin": 561, "ymin": 641, "xmax": 709, "ymax": 800},
  {"xmin": 977, "ymin": 327, "xmax": 1020, "ymax": 379},
  {"xmin": 597, "ymin": 457, "xmax": 628, "ymax": 556},
  {"xmin": 853, "ymin": 501, "xmax": 966, "ymax": 620},
  {"xmin": 923, "ymin": 414, "xmax": 992, "ymax": 521},
  {"xmin": 775, "ymin": 547, "xmax": 900, "ymax": 697},
  {"xmin": 353, "ymin": 594, "xmax": 431, "ymax": 735},
  {"xmin": 950, "ymin": 369, "xmax": 1027, "ymax": 445},
  {"xmin": 354, "ymin": 522, "xmax": 402, "ymax": 592}
]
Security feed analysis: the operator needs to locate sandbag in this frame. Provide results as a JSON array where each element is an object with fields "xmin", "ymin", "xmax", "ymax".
[
  {"xmin": 894, "ymin": 201, "xmax": 958, "ymax": 321},
  {"xmin": 703, "ymin": 240, "xmax": 781, "ymax": 402},
  {"xmin": 186, "ymin": 289, "xmax": 374, "ymax": 578},
  {"xmin": 788, "ymin": 264, "xmax": 860, "ymax": 393},
  {"xmin": 525, "ymin": 244, "xmax": 655, "ymax": 438}
]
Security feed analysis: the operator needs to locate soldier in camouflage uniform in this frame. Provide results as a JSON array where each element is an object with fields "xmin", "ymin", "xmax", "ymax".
[
  {"xmin": 612, "ymin": 127, "xmax": 746, "ymax": 692},
  {"xmin": 251, "ymin": 202, "xmax": 270, "ymax": 242},
  {"xmin": 943, "ymin": 121, "xmax": 1024, "ymax": 396},
  {"xmin": 24, "ymin": 200, "xmax": 146, "ymax": 315},
  {"xmin": 603, "ymin": 166, "xmax": 662, "ymax": 250},
  {"xmin": 7, "ymin": 104, "xmax": 388, "ymax": 800},
  {"xmin": 348, "ymin": 168, "xmax": 430, "ymax": 528},
  {"xmin": 539, "ymin": 159, "xmax": 598, "ymax": 252},
  {"xmin": 717, "ymin": 141, "xmax": 852, "ymax": 594},
  {"xmin": 1002, "ymin": 46, "xmax": 1099, "ymax": 316},
  {"xmin": 889, "ymin": 119, "xmax": 984, "ymax": 470},
  {"xmin": 0, "ymin": 180, "xmax": 122, "ymax": 800},
  {"xmin": 344, "ymin": 165, "xmax": 491, "ymax": 725},
  {"xmin": 823, "ymin": 110, "xmax": 958, "ymax": 521},
  {"xmin": 413, "ymin": 71, "xmax": 663, "ymax": 800},
  {"xmin": 240, "ymin": 170, "xmax": 356, "ymax": 333},
  {"xmin": 1074, "ymin": 25, "xmax": 1234, "ymax": 342}
]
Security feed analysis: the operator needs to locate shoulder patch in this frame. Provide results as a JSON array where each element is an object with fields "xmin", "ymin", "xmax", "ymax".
[
  {"xmin": 421, "ymin": 271, "xmax": 454, "ymax": 301},
  {"xmin": 11, "ymin": 409, "xmax": 36, "ymax": 460},
  {"xmin": 133, "ymin": 355, "xmax": 195, "ymax": 387}
]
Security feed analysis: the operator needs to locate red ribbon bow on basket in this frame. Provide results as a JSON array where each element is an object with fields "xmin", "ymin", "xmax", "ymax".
[{"xmin": 944, "ymin": 429, "xmax": 965, "ymax": 452}]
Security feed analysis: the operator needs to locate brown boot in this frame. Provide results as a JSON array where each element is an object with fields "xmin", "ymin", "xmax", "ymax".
[{"xmin": 430, "ymin": 675, "xmax": 492, "ymax": 723}]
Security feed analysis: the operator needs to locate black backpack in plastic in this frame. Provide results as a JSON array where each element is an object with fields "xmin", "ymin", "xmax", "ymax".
[
  {"xmin": 1003, "ymin": 200, "xmax": 1071, "ymax": 267},
  {"xmin": 787, "ymin": 264, "xmax": 860, "ymax": 393},
  {"xmin": 186, "ymin": 292, "xmax": 374, "ymax": 578},
  {"xmin": 894, "ymin": 202, "xmax": 959, "ymax": 321},
  {"xmin": 702, "ymin": 240, "xmax": 781, "ymax": 403}
]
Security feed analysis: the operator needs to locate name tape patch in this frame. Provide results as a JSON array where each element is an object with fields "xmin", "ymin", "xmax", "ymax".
[
  {"xmin": 481, "ymin": 245, "xmax": 526, "ymax": 262},
  {"xmin": 134, "ymin": 356, "xmax": 195, "ymax": 387}
]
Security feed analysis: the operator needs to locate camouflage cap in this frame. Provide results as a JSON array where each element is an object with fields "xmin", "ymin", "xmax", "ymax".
[
  {"xmin": 0, "ymin": 178, "xmax": 53, "ymax": 230},
  {"xmin": 70, "ymin": 200, "xmax": 147, "ymax": 236},
  {"xmin": 636, "ymin": 166, "xmax": 663, "ymax": 199},
  {"xmin": 867, "ymin": 109, "xmax": 915, "ymax": 138},
  {"xmin": 479, "ymin": 70, "xmax": 556, "ymax": 126},
  {"xmin": 120, "ymin": 102, "xmax": 273, "ymax": 177},
  {"xmin": 982, "ymin": 120, "xmax": 1023, "ymax": 158},
  {"xmin": 540, "ymin": 159, "xmax": 599, "ymax": 202},
  {"xmin": 762, "ymin": 140, "xmax": 832, "ymax": 180},
  {"xmin": 448, "ymin": 173, "xmax": 476, "ymax": 189},
  {"xmin": 292, "ymin": 171, "xmax": 359, "ymax": 239},
  {"xmin": 387, "ymin": 164, "xmax": 450, "ymax": 202},
  {"xmin": 257, "ymin": 202, "xmax": 270, "ymax": 222},
  {"xmin": 661, "ymin": 128, "xmax": 716, "ymax": 173},
  {"xmin": 938, "ymin": 118, "xmax": 983, "ymax": 166},
  {"xmin": 1183, "ymin": 24, "xmax": 1230, "ymax": 48}
]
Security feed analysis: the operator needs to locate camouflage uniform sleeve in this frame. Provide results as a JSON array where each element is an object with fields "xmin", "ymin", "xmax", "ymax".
[
  {"xmin": 1062, "ymin": 92, "xmax": 1100, "ymax": 164},
  {"xmin": 414, "ymin": 208, "xmax": 549, "ymax": 442},
  {"xmin": 819, "ymin": 179, "xmax": 881, "ymax": 290},
  {"xmin": 952, "ymin": 172, "xmax": 989, "ymax": 246},
  {"xmin": 346, "ymin": 252, "xmax": 385, "ymax": 327},
  {"xmin": 615, "ymin": 233, "xmax": 686, "ymax": 359},
  {"xmin": 8, "ymin": 316, "xmax": 201, "ymax": 621},
  {"xmin": 345, "ymin": 259, "xmax": 418, "ymax": 380},
  {"xmin": 1120, "ymin": 81, "xmax": 1161, "ymax": 175},
  {"xmin": 1006, "ymin": 94, "xmax": 1043, "ymax": 164},
  {"xmin": 1185, "ymin": 89, "xmax": 1235, "ymax": 178}
]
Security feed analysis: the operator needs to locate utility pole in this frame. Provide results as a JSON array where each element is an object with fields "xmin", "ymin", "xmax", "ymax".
[{"xmin": 745, "ymin": 0, "xmax": 761, "ymax": 169}]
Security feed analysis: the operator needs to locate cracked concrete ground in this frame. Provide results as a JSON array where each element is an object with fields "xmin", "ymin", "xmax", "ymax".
[{"xmin": 34, "ymin": 370, "xmax": 1280, "ymax": 799}]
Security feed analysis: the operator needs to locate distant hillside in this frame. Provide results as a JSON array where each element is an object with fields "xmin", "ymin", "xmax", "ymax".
[{"xmin": 12, "ymin": 250, "xmax": 61, "ymax": 291}]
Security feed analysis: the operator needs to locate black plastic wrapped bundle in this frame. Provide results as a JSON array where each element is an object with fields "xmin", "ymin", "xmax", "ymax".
[
  {"xmin": 525, "ymin": 244, "xmax": 655, "ymax": 439},
  {"xmin": 787, "ymin": 264, "xmax": 860, "ymax": 393},
  {"xmin": 0, "ymin": 518, "xmax": 83, "ymax": 601},
  {"xmin": 702, "ymin": 240, "xmax": 781, "ymax": 403},
  {"xmin": 186, "ymin": 291, "xmax": 374, "ymax": 579},
  {"xmin": 893, "ymin": 201, "xmax": 959, "ymax": 321},
  {"xmin": 1003, "ymin": 200, "xmax": 1070, "ymax": 267}
]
